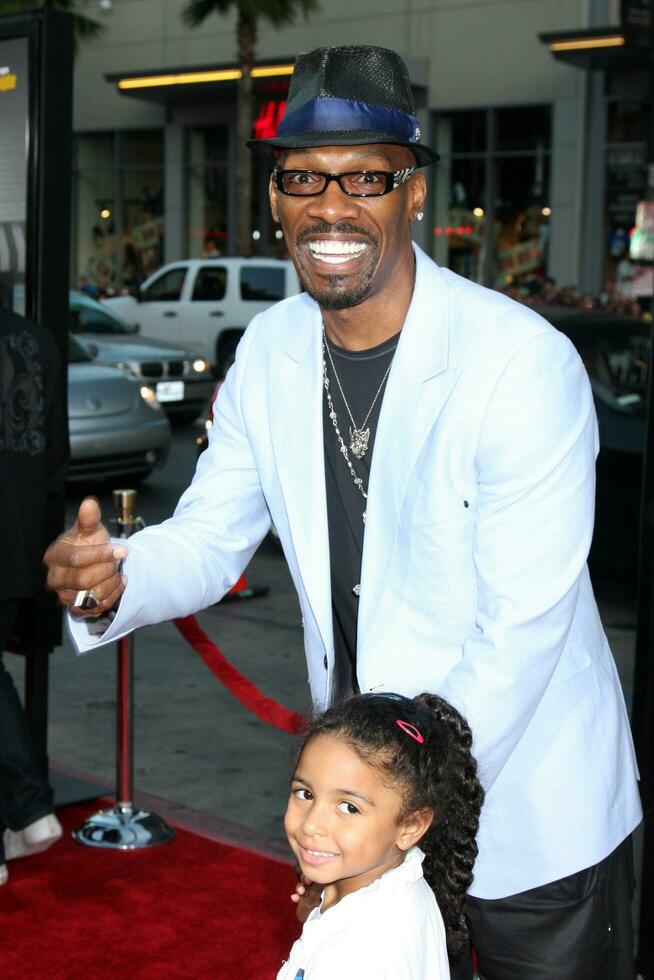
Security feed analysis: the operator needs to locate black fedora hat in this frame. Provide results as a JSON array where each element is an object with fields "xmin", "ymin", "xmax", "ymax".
[{"xmin": 247, "ymin": 45, "xmax": 439, "ymax": 166}]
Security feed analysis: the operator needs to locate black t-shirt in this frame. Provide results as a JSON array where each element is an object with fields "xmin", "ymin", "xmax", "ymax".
[{"xmin": 322, "ymin": 331, "xmax": 400, "ymax": 701}]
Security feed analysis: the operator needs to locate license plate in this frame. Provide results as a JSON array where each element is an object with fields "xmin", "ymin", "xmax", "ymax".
[{"xmin": 156, "ymin": 380, "xmax": 185, "ymax": 402}]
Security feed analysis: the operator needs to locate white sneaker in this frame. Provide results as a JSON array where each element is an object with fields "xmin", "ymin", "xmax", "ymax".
[
  {"xmin": 0, "ymin": 864, "xmax": 8, "ymax": 885},
  {"xmin": 4, "ymin": 814, "xmax": 63, "ymax": 861}
]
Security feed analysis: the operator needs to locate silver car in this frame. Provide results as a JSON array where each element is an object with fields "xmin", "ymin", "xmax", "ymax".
[
  {"xmin": 70, "ymin": 291, "xmax": 215, "ymax": 423},
  {"xmin": 68, "ymin": 334, "xmax": 171, "ymax": 482}
]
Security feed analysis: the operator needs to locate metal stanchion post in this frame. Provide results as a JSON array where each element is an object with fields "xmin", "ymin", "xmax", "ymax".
[{"xmin": 73, "ymin": 489, "xmax": 175, "ymax": 849}]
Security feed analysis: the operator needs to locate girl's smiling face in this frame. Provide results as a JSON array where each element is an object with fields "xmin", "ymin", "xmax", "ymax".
[{"xmin": 284, "ymin": 734, "xmax": 431, "ymax": 910}]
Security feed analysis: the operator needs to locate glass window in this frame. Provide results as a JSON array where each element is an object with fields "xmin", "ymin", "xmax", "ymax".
[
  {"xmin": 450, "ymin": 110, "xmax": 486, "ymax": 154},
  {"xmin": 74, "ymin": 164, "xmax": 117, "ymax": 292},
  {"xmin": 73, "ymin": 131, "xmax": 164, "ymax": 295},
  {"xmin": 604, "ymin": 88, "xmax": 648, "ymax": 286},
  {"xmin": 494, "ymin": 155, "xmax": 551, "ymax": 287},
  {"xmin": 192, "ymin": 266, "xmax": 228, "ymax": 301},
  {"xmin": 75, "ymin": 132, "xmax": 114, "ymax": 170},
  {"xmin": 122, "ymin": 168, "xmax": 165, "ymax": 287},
  {"xmin": 432, "ymin": 106, "xmax": 551, "ymax": 289},
  {"xmin": 496, "ymin": 106, "xmax": 551, "ymax": 152},
  {"xmin": 141, "ymin": 267, "xmax": 186, "ymax": 302},
  {"xmin": 607, "ymin": 100, "xmax": 648, "ymax": 144},
  {"xmin": 122, "ymin": 130, "xmax": 164, "ymax": 167},
  {"xmin": 70, "ymin": 304, "xmax": 132, "ymax": 334},
  {"xmin": 240, "ymin": 266, "xmax": 285, "ymax": 301},
  {"xmin": 435, "ymin": 158, "xmax": 486, "ymax": 283},
  {"xmin": 187, "ymin": 126, "xmax": 229, "ymax": 259}
]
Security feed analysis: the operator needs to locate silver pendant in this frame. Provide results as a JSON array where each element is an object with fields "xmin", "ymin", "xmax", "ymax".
[
  {"xmin": 352, "ymin": 584, "xmax": 361, "ymax": 596},
  {"xmin": 349, "ymin": 426, "xmax": 370, "ymax": 459}
]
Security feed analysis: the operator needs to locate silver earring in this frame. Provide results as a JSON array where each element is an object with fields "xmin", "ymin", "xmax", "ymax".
[{"xmin": 415, "ymin": 212, "xmax": 424, "ymax": 222}]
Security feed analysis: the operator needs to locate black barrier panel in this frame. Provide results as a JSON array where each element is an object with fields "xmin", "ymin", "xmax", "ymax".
[
  {"xmin": 0, "ymin": 9, "xmax": 74, "ymax": 363},
  {"xmin": 0, "ymin": 9, "xmax": 74, "ymax": 767}
]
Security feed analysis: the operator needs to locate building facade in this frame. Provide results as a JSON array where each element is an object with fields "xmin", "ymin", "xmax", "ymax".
[{"xmin": 70, "ymin": 0, "xmax": 645, "ymax": 296}]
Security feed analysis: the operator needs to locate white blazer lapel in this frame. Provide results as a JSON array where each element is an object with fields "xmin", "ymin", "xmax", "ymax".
[
  {"xmin": 358, "ymin": 248, "xmax": 459, "ymax": 646},
  {"xmin": 269, "ymin": 302, "xmax": 333, "ymax": 657}
]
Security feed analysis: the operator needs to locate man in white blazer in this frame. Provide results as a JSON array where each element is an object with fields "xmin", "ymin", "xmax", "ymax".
[{"xmin": 46, "ymin": 46, "xmax": 641, "ymax": 978}]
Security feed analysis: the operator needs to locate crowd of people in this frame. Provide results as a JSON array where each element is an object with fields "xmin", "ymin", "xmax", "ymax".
[{"xmin": 499, "ymin": 271, "xmax": 651, "ymax": 319}]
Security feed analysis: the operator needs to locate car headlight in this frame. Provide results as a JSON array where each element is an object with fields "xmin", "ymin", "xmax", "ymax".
[
  {"xmin": 114, "ymin": 360, "xmax": 139, "ymax": 377},
  {"xmin": 191, "ymin": 358, "xmax": 210, "ymax": 374},
  {"xmin": 139, "ymin": 385, "xmax": 160, "ymax": 410}
]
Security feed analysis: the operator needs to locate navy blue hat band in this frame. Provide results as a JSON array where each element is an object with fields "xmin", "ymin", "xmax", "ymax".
[{"xmin": 276, "ymin": 97, "xmax": 422, "ymax": 145}]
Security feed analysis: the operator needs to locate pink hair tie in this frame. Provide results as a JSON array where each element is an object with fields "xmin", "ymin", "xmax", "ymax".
[{"xmin": 395, "ymin": 719, "xmax": 424, "ymax": 744}]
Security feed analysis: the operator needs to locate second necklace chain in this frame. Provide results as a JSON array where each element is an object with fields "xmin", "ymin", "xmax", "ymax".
[{"xmin": 322, "ymin": 322, "xmax": 395, "ymax": 461}]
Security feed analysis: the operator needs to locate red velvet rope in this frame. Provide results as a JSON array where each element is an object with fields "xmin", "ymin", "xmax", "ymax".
[{"xmin": 173, "ymin": 614, "xmax": 306, "ymax": 735}]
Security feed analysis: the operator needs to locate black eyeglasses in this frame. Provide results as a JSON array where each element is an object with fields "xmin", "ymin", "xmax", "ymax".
[{"xmin": 273, "ymin": 167, "xmax": 416, "ymax": 198}]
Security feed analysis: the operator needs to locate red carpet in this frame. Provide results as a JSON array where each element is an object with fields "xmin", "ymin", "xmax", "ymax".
[{"xmin": 1, "ymin": 803, "xmax": 300, "ymax": 978}]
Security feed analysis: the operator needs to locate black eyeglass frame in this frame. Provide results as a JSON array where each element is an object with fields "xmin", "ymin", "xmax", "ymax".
[{"xmin": 272, "ymin": 167, "xmax": 417, "ymax": 198}]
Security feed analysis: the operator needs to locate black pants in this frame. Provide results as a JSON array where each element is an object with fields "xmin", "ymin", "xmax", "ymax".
[
  {"xmin": 451, "ymin": 836, "xmax": 635, "ymax": 980},
  {"xmin": 0, "ymin": 598, "xmax": 54, "ymax": 864}
]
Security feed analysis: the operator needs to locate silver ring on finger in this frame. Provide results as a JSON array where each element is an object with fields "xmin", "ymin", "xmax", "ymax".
[{"xmin": 73, "ymin": 589, "xmax": 99, "ymax": 611}]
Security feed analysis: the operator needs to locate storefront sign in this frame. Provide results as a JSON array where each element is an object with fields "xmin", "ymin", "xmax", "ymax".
[
  {"xmin": 630, "ymin": 200, "xmax": 654, "ymax": 262},
  {"xmin": 496, "ymin": 238, "xmax": 542, "ymax": 278},
  {"xmin": 0, "ymin": 65, "xmax": 17, "ymax": 91},
  {"xmin": 252, "ymin": 100, "xmax": 286, "ymax": 140}
]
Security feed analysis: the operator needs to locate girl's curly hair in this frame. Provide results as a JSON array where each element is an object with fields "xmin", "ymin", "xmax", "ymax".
[{"xmin": 301, "ymin": 692, "xmax": 484, "ymax": 959}]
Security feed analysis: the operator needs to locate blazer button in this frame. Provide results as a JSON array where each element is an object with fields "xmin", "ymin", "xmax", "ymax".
[{"xmin": 323, "ymin": 655, "xmax": 328, "ymax": 670}]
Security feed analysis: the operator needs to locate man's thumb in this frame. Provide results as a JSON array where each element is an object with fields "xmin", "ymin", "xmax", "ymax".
[{"xmin": 77, "ymin": 497, "xmax": 103, "ymax": 536}]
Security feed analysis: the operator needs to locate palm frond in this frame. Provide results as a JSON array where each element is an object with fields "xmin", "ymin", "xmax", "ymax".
[
  {"xmin": 181, "ymin": 0, "xmax": 234, "ymax": 28},
  {"xmin": 182, "ymin": 0, "xmax": 319, "ymax": 29},
  {"xmin": 246, "ymin": 0, "xmax": 320, "ymax": 26},
  {"xmin": 0, "ymin": 0, "xmax": 104, "ymax": 43}
]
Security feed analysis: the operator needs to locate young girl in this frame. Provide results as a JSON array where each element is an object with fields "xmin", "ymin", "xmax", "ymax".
[{"xmin": 277, "ymin": 692, "xmax": 484, "ymax": 979}]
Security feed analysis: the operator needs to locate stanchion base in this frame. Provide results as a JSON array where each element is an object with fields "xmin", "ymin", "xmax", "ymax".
[{"xmin": 72, "ymin": 804, "xmax": 175, "ymax": 849}]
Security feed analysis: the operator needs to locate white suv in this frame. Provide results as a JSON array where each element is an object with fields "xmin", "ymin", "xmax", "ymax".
[{"xmin": 104, "ymin": 257, "xmax": 301, "ymax": 377}]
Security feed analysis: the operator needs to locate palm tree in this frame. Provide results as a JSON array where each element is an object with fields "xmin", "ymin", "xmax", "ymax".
[
  {"xmin": 182, "ymin": 0, "xmax": 319, "ymax": 256},
  {"xmin": 0, "ymin": 0, "xmax": 104, "ymax": 46}
]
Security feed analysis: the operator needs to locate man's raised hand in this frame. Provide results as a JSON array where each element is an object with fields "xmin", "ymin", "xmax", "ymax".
[{"xmin": 44, "ymin": 497, "xmax": 128, "ymax": 616}]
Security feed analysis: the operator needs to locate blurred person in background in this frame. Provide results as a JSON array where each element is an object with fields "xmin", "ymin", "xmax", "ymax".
[{"xmin": 0, "ymin": 304, "xmax": 68, "ymax": 885}]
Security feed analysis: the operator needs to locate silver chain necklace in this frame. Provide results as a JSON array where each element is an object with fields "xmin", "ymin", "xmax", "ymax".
[
  {"xmin": 322, "ymin": 353, "xmax": 368, "ymax": 508},
  {"xmin": 322, "ymin": 323, "xmax": 394, "ymax": 460}
]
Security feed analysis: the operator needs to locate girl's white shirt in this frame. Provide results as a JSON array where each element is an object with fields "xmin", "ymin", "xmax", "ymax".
[{"xmin": 276, "ymin": 847, "xmax": 451, "ymax": 980}]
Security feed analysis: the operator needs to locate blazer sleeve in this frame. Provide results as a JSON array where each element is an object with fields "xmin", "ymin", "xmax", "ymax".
[
  {"xmin": 437, "ymin": 328, "xmax": 598, "ymax": 791},
  {"xmin": 68, "ymin": 322, "xmax": 271, "ymax": 653}
]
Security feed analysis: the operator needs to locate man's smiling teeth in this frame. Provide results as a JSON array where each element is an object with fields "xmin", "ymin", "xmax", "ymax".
[
  {"xmin": 309, "ymin": 240, "xmax": 368, "ymax": 264},
  {"xmin": 305, "ymin": 848, "xmax": 336, "ymax": 856}
]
